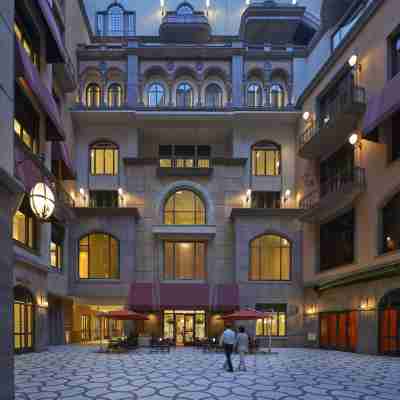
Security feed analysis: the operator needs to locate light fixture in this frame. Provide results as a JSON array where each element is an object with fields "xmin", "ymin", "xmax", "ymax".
[
  {"xmin": 349, "ymin": 133, "xmax": 359, "ymax": 146},
  {"xmin": 302, "ymin": 111, "xmax": 311, "ymax": 121},
  {"xmin": 206, "ymin": 0, "xmax": 211, "ymax": 9},
  {"xmin": 348, "ymin": 54, "xmax": 358, "ymax": 68},
  {"xmin": 246, "ymin": 189, "xmax": 252, "ymax": 203},
  {"xmin": 118, "ymin": 187, "xmax": 124, "ymax": 196},
  {"xmin": 79, "ymin": 187, "xmax": 85, "ymax": 196},
  {"xmin": 29, "ymin": 182, "xmax": 55, "ymax": 221},
  {"xmin": 285, "ymin": 189, "xmax": 291, "ymax": 198},
  {"xmin": 160, "ymin": 0, "xmax": 165, "ymax": 16},
  {"xmin": 246, "ymin": 0, "xmax": 251, "ymax": 5}
]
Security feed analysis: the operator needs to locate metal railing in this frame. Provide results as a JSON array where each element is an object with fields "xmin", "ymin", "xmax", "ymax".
[
  {"xmin": 159, "ymin": 158, "xmax": 211, "ymax": 169},
  {"xmin": 299, "ymin": 167, "xmax": 365, "ymax": 210},
  {"xmin": 55, "ymin": 182, "xmax": 75, "ymax": 208},
  {"xmin": 162, "ymin": 14, "xmax": 209, "ymax": 25}
]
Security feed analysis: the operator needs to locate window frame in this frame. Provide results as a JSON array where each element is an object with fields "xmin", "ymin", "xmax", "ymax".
[
  {"xmin": 247, "ymin": 83, "xmax": 263, "ymax": 107},
  {"xmin": 78, "ymin": 232, "xmax": 120, "ymax": 280},
  {"xmin": 50, "ymin": 222, "xmax": 64, "ymax": 272},
  {"xmin": 269, "ymin": 83, "xmax": 285, "ymax": 109},
  {"xmin": 90, "ymin": 141, "xmax": 119, "ymax": 176},
  {"xmin": 107, "ymin": 83, "xmax": 123, "ymax": 107},
  {"xmin": 14, "ymin": 286, "xmax": 34, "ymax": 353},
  {"xmin": 89, "ymin": 190, "xmax": 119, "ymax": 208},
  {"xmin": 148, "ymin": 83, "xmax": 166, "ymax": 107},
  {"xmin": 255, "ymin": 304, "xmax": 287, "ymax": 337},
  {"xmin": 176, "ymin": 82, "xmax": 194, "ymax": 108},
  {"xmin": 205, "ymin": 83, "xmax": 223, "ymax": 108},
  {"xmin": 12, "ymin": 198, "xmax": 38, "ymax": 251},
  {"xmin": 251, "ymin": 142, "xmax": 281, "ymax": 176},
  {"xmin": 381, "ymin": 192, "xmax": 400, "ymax": 255},
  {"xmin": 85, "ymin": 83, "xmax": 102, "ymax": 108}
]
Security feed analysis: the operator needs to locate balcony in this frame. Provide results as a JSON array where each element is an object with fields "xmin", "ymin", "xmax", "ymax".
[
  {"xmin": 299, "ymin": 167, "xmax": 366, "ymax": 223},
  {"xmin": 298, "ymin": 85, "xmax": 366, "ymax": 159},
  {"xmin": 159, "ymin": 12, "xmax": 211, "ymax": 43},
  {"xmin": 157, "ymin": 158, "xmax": 212, "ymax": 177}
]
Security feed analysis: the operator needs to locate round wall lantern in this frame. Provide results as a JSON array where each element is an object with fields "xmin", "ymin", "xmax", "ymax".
[{"xmin": 29, "ymin": 182, "xmax": 55, "ymax": 221}]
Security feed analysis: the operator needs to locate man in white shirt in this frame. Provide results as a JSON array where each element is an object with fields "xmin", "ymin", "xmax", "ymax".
[{"xmin": 219, "ymin": 325, "xmax": 236, "ymax": 372}]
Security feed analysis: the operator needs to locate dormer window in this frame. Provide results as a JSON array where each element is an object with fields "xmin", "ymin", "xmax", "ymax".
[
  {"xmin": 96, "ymin": 3, "xmax": 135, "ymax": 37},
  {"xmin": 177, "ymin": 3, "xmax": 194, "ymax": 15}
]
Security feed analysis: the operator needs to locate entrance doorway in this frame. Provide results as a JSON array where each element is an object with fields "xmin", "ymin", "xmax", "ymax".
[
  {"xmin": 163, "ymin": 310, "xmax": 206, "ymax": 345},
  {"xmin": 14, "ymin": 286, "xmax": 34, "ymax": 353},
  {"xmin": 379, "ymin": 289, "xmax": 400, "ymax": 355}
]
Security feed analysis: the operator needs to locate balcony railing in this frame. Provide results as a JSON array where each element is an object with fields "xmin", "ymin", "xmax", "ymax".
[
  {"xmin": 55, "ymin": 181, "xmax": 75, "ymax": 208},
  {"xmin": 300, "ymin": 167, "xmax": 366, "ymax": 210},
  {"xmin": 161, "ymin": 14, "xmax": 209, "ymax": 25},
  {"xmin": 159, "ymin": 158, "xmax": 211, "ymax": 169}
]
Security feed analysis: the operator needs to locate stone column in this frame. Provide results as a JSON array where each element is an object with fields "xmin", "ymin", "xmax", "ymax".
[
  {"xmin": 231, "ymin": 53, "xmax": 244, "ymax": 107},
  {"xmin": 126, "ymin": 43, "xmax": 139, "ymax": 107}
]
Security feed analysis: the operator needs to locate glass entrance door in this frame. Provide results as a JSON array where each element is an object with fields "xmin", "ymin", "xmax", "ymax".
[{"xmin": 184, "ymin": 314, "xmax": 194, "ymax": 344}]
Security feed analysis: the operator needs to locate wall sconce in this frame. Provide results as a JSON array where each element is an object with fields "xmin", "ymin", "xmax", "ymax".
[
  {"xmin": 160, "ymin": 0, "xmax": 166, "ymax": 16},
  {"xmin": 282, "ymin": 189, "xmax": 291, "ymax": 207},
  {"xmin": 349, "ymin": 132, "xmax": 362, "ymax": 150},
  {"xmin": 302, "ymin": 111, "xmax": 311, "ymax": 122},
  {"xmin": 306, "ymin": 304, "xmax": 318, "ymax": 315},
  {"xmin": 360, "ymin": 296, "xmax": 375, "ymax": 311},
  {"xmin": 246, "ymin": 0, "xmax": 251, "ymax": 5},
  {"xmin": 246, "ymin": 189, "xmax": 252, "ymax": 204},
  {"xmin": 206, "ymin": 0, "xmax": 211, "ymax": 15},
  {"xmin": 348, "ymin": 54, "xmax": 358, "ymax": 68},
  {"xmin": 38, "ymin": 294, "xmax": 48, "ymax": 308}
]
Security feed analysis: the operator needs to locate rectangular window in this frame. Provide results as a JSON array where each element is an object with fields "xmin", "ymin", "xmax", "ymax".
[
  {"xmin": 159, "ymin": 145, "xmax": 211, "ymax": 168},
  {"xmin": 252, "ymin": 148, "xmax": 280, "ymax": 176},
  {"xmin": 90, "ymin": 146, "xmax": 119, "ymax": 176},
  {"xmin": 89, "ymin": 190, "xmax": 119, "ymax": 208},
  {"xmin": 255, "ymin": 304, "xmax": 287, "ymax": 337},
  {"xmin": 389, "ymin": 111, "xmax": 400, "ymax": 162},
  {"xmin": 320, "ymin": 210, "xmax": 355, "ymax": 271},
  {"xmin": 50, "ymin": 223, "xmax": 64, "ymax": 271},
  {"xmin": 390, "ymin": 30, "xmax": 400, "ymax": 78},
  {"xmin": 164, "ymin": 242, "xmax": 206, "ymax": 280},
  {"xmin": 251, "ymin": 191, "xmax": 281, "ymax": 209},
  {"xmin": 12, "ymin": 199, "xmax": 37, "ymax": 250}
]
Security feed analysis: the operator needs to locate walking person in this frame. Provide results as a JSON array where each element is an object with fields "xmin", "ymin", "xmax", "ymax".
[
  {"xmin": 236, "ymin": 326, "xmax": 249, "ymax": 371},
  {"xmin": 219, "ymin": 324, "xmax": 236, "ymax": 372}
]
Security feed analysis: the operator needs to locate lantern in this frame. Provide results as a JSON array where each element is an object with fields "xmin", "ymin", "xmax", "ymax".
[{"xmin": 29, "ymin": 182, "xmax": 55, "ymax": 220}]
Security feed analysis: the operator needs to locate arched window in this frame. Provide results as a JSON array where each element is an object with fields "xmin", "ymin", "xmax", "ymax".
[
  {"xmin": 270, "ymin": 84, "xmax": 285, "ymax": 108},
  {"xmin": 247, "ymin": 83, "xmax": 263, "ymax": 107},
  {"xmin": 148, "ymin": 83, "xmax": 165, "ymax": 106},
  {"xmin": 205, "ymin": 84, "xmax": 223, "ymax": 108},
  {"xmin": 90, "ymin": 142, "xmax": 119, "ymax": 176},
  {"xmin": 107, "ymin": 83, "xmax": 123, "ymax": 107},
  {"xmin": 177, "ymin": 2, "xmax": 194, "ymax": 15},
  {"xmin": 252, "ymin": 141, "xmax": 281, "ymax": 176},
  {"xmin": 176, "ymin": 82, "xmax": 194, "ymax": 108},
  {"xmin": 79, "ymin": 233, "xmax": 119, "ymax": 279},
  {"xmin": 250, "ymin": 234, "xmax": 290, "ymax": 281},
  {"xmin": 164, "ymin": 189, "xmax": 206, "ymax": 225},
  {"xmin": 14, "ymin": 286, "xmax": 34, "ymax": 353},
  {"xmin": 86, "ymin": 83, "xmax": 101, "ymax": 108},
  {"xmin": 382, "ymin": 192, "xmax": 400, "ymax": 254},
  {"xmin": 108, "ymin": 5, "xmax": 123, "ymax": 36}
]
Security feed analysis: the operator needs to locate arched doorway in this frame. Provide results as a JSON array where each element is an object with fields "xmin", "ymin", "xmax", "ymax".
[
  {"xmin": 14, "ymin": 286, "xmax": 34, "ymax": 353},
  {"xmin": 379, "ymin": 289, "xmax": 400, "ymax": 355}
]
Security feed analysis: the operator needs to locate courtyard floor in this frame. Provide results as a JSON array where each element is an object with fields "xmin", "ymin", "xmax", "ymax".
[{"xmin": 15, "ymin": 345, "xmax": 400, "ymax": 400}]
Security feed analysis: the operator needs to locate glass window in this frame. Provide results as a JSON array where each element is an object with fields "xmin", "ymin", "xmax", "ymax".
[
  {"xmin": 176, "ymin": 83, "xmax": 194, "ymax": 108},
  {"xmin": 79, "ymin": 233, "xmax": 119, "ymax": 279},
  {"xmin": 90, "ymin": 142, "xmax": 119, "ymax": 176},
  {"xmin": 164, "ymin": 242, "xmax": 206, "ymax": 280},
  {"xmin": 159, "ymin": 145, "xmax": 211, "ymax": 168},
  {"xmin": 250, "ymin": 235, "xmax": 291, "ymax": 281},
  {"xmin": 86, "ymin": 83, "xmax": 101, "ymax": 108},
  {"xmin": 89, "ymin": 190, "xmax": 119, "ymax": 208},
  {"xmin": 50, "ymin": 223, "xmax": 64, "ymax": 271},
  {"xmin": 164, "ymin": 190, "xmax": 206, "ymax": 225},
  {"xmin": 255, "ymin": 304, "xmax": 287, "ymax": 337},
  {"xmin": 177, "ymin": 3, "xmax": 194, "ymax": 15},
  {"xmin": 382, "ymin": 192, "xmax": 400, "ymax": 254},
  {"xmin": 107, "ymin": 83, "xmax": 123, "ymax": 107},
  {"xmin": 205, "ymin": 84, "xmax": 223, "ymax": 108},
  {"xmin": 148, "ymin": 83, "xmax": 165, "ymax": 106},
  {"xmin": 108, "ymin": 5, "xmax": 123, "ymax": 36},
  {"xmin": 13, "ymin": 199, "xmax": 37, "ymax": 250},
  {"xmin": 247, "ymin": 83, "xmax": 263, "ymax": 107},
  {"xmin": 252, "ymin": 144, "xmax": 280, "ymax": 176},
  {"xmin": 393, "ymin": 35, "xmax": 400, "ymax": 78},
  {"xmin": 14, "ymin": 286, "xmax": 34, "ymax": 353},
  {"xmin": 269, "ymin": 84, "xmax": 284, "ymax": 108},
  {"xmin": 251, "ymin": 191, "xmax": 281, "ymax": 209}
]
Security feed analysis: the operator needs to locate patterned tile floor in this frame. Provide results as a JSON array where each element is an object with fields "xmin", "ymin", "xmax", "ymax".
[{"xmin": 15, "ymin": 345, "xmax": 400, "ymax": 400}]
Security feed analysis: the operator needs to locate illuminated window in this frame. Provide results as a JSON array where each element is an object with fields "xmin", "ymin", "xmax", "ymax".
[
  {"xmin": 107, "ymin": 83, "xmax": 123, "ymax": 107},
  {"xmin": 108, "ymin": 5, "xmax": 123, "ymax": 36},
  {"xmin": 247, "ymin": 83, "xmax": 263, "ymax": 107},
  {"xmin": 14, "ymin": 13, "xmax": 40, "ymax": 68},
  {"xmin": 250, "ymin": 235, "xmax": 291, "ymax": 281},
  {"xmin": 90, "ymin": 142, "xmax": 119, "ymax": 176},
  {"xmin": 50, "ymin": 223, "xmax": 64, "ymax": 271},
  {"xmin": 164, "ymin": 190, "xmax": 206, "ymax": 225},
  {"xmin": 176, "ymin": 82, "xmax": 194, "ymax": 107},
  {"xmin": 79, "ymin": 233, "xmax": 119, "ymax": 279},
  {"xmin": 148, "ymin": 83, "xmax": 165, "ymax": 106},
  {"xmin": 13, "ymin": 199, "xmax": 37, "ymax": 250},
  {"xmin": 159, "ymin": 145, "xmax": 210, "ymax": 168},
  {"xmin": 252, "ymin": 142, "xmax": 281, "ymax": 176},
  {"xmin": 164, "ymin": 242, "xmax": 206, "ymax": 280},
  {"xmin": 96, "ymin": 5, "xmax": 135, "ymax": 36},
  {"xmin": 81, "ymin": 315, "xmax": 91, "ymax": 341},
  {"xmin": 14, "ymin": 286, "xmax": 34, "ymax": 353},
  {"xmin": 269, "ymin": 84, "xmax": 285, "ymax": 108},
  {"xmin": 256, "ymin": 304, "xmax": 287, "ymax": 337},
  {"xmin": 86, "ymin": 83, "xmax": 101, "ymax": 108},
  {"xmin": 205, "ymin": 84, "xmax": 223, "ymax": 108}
]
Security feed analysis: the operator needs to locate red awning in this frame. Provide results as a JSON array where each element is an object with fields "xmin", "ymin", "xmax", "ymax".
[
  {"xmin": 220, "ymin": 309, "xmax": 273, "ymax": 321},
  {"xmin": 52, "ymin": 142, "xmax": 75, "ymax": 180},
  {"xmin": 36, "ymin": 0, "xmax": 67, "ymax": 63},
  {"xmin": 128, "ymin": 283, "xmax": 155, "ymax": 312},
  {"xmin": 15, "ymin": 145, "xmax": 44, "ymax": 191},
  {"xmin": 214, "ymin": 284, "xmax": 239, "ymax": 311},
  {"xmin": 15, "ymin": 40, "xmax": 65, "ymax": 141},
  {"xmin": 159, "ymin": 283, "xmax": 210, "ymax": 310},
  {"xmin": 363, "ymin": 72, "xmax": 400, "ymax": 136}
]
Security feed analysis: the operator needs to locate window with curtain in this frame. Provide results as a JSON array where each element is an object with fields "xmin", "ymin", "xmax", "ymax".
[
  {"xmin": 90, "ymin": 142, "xmax": 119, "ymax": 176},
  {"xmin": 148, "ymin": 83, "xmax": 165, "ymax": 106},
  {"xmin": 164, "ymin": 190, "xmax": 206, "ymax": 225},
  {"xmin": 247, "ymin": 83, "xmax": 263, "ymax": 107},
  {"xmin": 79, "ymin": 233, "xmax": 119, "ymax": 279},
  {"xmin": 14, "ymin": 286, "xmax": 34, "ymax": 353},
  {"xmin": 205, "ymin": 84, "xmax": 223, "ymax": 108},
  {"xmin": 176, "ymin": 82, "xmax": 194, "ymax": 107},
  {"xmin": 255, "ymin": 304, "xmax": 287, "ymax": 337},
  {"xmin": 250, "ymin": 235, "xmax": 291, "ymax": 281},
  {"xmin": 382, "ymin": 192, "xmax": 400, "ymax": 254},
  {"xmin": 86, "ymin": 83, "xmax": 101, "ymax": 108},
  {"xmin": 164, "ymin": 242, "xmax": 206, "ymax": 280},
  {"xmin": 269, "ymin": 84, "xmax": 285, "ymax": 108},
  {"xmin": 252, "ymin": 143, "xmax": 281, "ymax": 176},
  {"xmin": 107, "ymin": 83, "xmax": 123, "ymax": 107},
  {"xmin": 13, "ymin": 199, "xmax": 37, "ymax": 250},
  {"xmin": 50, "ymin": 223, "xmax": 64, "ymax": 272}
]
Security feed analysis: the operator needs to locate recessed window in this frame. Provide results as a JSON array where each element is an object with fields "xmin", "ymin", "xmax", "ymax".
[
  {"xmin": 148, "ymin": 83, "xmax": 165, "ymax": 106},
  {"xmin": 382, "ymin": 192, "xmax": 400, "ymax": 254},
  {"xmin": 90, "ymin": 142, "xmax": 119, "ymax": 176},
  {"xmin": 164, "ymin": 241, "xmax": 206, "ymax": 280},
  {"xmin": 50, "ymin": 223, "xmax": 64, "ymax": 271},
  {"xmin": 89, "ymin": 190, "xmax": 119, "ymax": 208},
  {"xmin": 247, "ymin": 83, "xmax": 263, "ymax": 107},
  {"xmin": 159, "ymin": 145, "xmax": 211, "ymax": 169},
  {"xmin": 393, "ymin": 34, "xmax": 400, "ymax": 78},
  {"xmin": 269, "ymin": 84, "xmax": 285, "ymax": 108},
  {"xmin": 13, "ymin": 199, "xmax": 38, "ymax": 250},
  {"xmin": 164, "ymin": 190, "xmax": 206, "ymax": 225},
  {"xmin": 256, "ymin": 304, "xmax": 287, "ymax": 337},
  {"xmin": 86, "ymin": 83, "xmax": 101, "ymax": 108},
  {"xmin": 250, "ymin": 235, "xmax": 291, "ymax": 281},
  {"xmin": 252, "ymin": 142, "xmax": 281, "ymax": 176},
  {"xmin": 205, "ymin": 84, "xmax": 223, "ymax": 108},
  {"xmin": 79, "ymin": 233, "xmax": 119, "ymax": 279},
  {"xmin": 176, "ymin": 83, "xmax": 194, "ymax": 107},
  {"xmin": 107, "ymin": 83, "xmax": 123, "ymax": 107},
  {"xmin": 389, "ymin": 111, "xmax": 400, "ymax": 162},
  {"xmin": 251, "ymin": 191, "xmax": 281, "ymax": 209}
]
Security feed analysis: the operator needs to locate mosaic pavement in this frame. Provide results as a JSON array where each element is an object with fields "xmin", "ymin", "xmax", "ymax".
[{"xmin": 15, "ymin": 345, "xmax": 400, "ymax": 400}]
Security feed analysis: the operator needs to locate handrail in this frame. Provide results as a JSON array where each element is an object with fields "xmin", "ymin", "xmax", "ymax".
[{"xmin": 299, "ymin": 167, "xmax": 365, "ymax": 210}]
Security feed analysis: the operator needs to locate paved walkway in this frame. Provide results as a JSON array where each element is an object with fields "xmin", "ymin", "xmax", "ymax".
[{"xmin": 15, "ymin": 346, "xmax": 400, "ymax": 400}]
